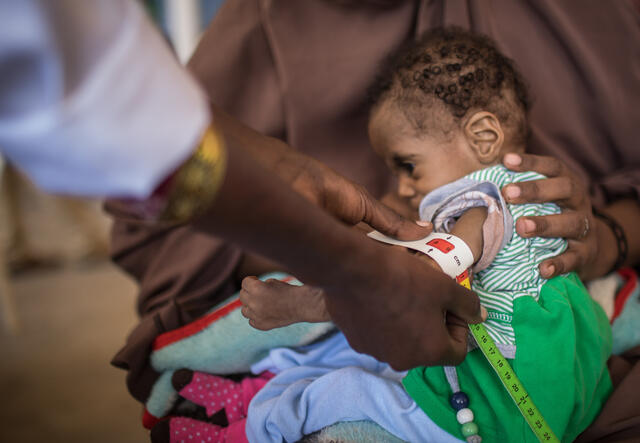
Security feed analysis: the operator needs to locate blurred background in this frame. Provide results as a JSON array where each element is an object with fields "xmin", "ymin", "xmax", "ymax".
[{"xmin": 0, "ymin": 1, "xmax": 224, "ymax": 441}]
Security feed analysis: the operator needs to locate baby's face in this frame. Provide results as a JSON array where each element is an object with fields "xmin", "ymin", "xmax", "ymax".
[{"xmin": 369, "ymin": 102, "xmax": 482, "ymax": 210}]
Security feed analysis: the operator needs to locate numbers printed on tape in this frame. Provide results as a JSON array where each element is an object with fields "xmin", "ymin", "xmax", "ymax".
[{"xmin": 468, "ymin": 319, "xmax": 559, "ymax": 442}]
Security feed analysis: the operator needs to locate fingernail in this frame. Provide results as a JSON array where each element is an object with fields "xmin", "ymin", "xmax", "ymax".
[
  {"xmin": 416, "ymin": 220, "xmax": 432, "ymax": 227},
  {"xmin": 522, "ymin": 219, "xmax": 536, "ymax": 234},
  {"xmin": 481, "ymin": 306, "xmax": 488, "ymax": 321},
  {"xmin": 504, "ymin": 153, "xmax": 522, "ymax": 167},
  {"xmin": 504, "ymin": 185, "xmax": 521, "ymax": 200}
]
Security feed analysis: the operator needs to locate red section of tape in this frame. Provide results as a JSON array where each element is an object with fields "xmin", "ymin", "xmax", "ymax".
[
  {"xmin": 427, "ymin": 238, "xmax": 455, "ymax": 254},
  {"xmin": 455, "ymin": 269, "xmax": 470, "ymax": 284}
]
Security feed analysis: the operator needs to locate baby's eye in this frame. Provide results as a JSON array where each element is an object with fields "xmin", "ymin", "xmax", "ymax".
[
  {"xmin": 398, "ymin": 161, "xmax": 415, "ymax": 175},
  {"xmin": 392, "ymin": 156, "xmax": 416, "ymax": 176}
]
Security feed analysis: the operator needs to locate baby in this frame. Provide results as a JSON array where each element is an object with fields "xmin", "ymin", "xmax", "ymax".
[{"xmin": 241, "ymin": 27, "xmax": 612, "ymax": 443}]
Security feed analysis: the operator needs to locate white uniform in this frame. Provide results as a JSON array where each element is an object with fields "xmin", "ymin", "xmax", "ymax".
[{"xmin": 0, "ymin": 0, "xmax": 209, "ymax": 197}]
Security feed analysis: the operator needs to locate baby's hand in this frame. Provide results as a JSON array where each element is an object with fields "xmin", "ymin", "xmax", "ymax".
[{"xmin": 239, "ymin": 277, "xmax": 330, "ymax": 330}]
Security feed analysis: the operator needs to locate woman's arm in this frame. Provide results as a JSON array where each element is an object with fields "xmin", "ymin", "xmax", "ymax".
[{"xmin": 588, "ymin": 199, "xmax": 640, "ymax": 277}]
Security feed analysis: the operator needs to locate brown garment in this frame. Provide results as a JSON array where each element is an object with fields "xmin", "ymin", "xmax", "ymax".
[
  {"xmin": 109, "ymin": 0, "xmax": 640, "ymax": 439},
  {"xmin": 575, "ymin": 346, "xmax": 640, "ymax": 443}
]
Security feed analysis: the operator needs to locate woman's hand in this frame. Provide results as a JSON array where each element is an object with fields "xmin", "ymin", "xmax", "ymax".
[{"xmin": 501, "ymin": 153, "xmax": 602, "ymax": 280}]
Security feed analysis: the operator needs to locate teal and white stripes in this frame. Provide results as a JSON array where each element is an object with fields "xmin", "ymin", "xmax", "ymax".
[{"xmin": 466, "ymin": 166, "xmax": 567, "ymax": 346}]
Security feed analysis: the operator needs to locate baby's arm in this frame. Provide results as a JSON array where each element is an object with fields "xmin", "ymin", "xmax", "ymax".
[
  {"xmin": 445, "ymin": 206, "xmax": 486, "ymax": 264},
  {"xmin": 240, "ymin": 207, "xmax": 487, "ymax": 330},
  {"xmin": 413, "ymin": 207, "xmax": 487, "ymax": 272}
]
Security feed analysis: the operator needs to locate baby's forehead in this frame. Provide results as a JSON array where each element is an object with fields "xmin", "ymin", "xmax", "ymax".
[
  {"xmin": 371, "ymin": 98, "xmax": 460, "ymax": 142},
  {"xmin": 369, "ymin": 105, "xmax": 415, "ymax": 144}
]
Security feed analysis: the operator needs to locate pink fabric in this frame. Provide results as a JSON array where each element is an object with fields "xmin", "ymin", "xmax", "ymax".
[
  {"xmin": 240, "ymin": 372, "xmax": 274, "ymax": 416},
  {"xmin": 170, "ymin": 416, "xmax": 224, "ymax": 442},
  {"xmin": 169, "ymin": 417, "xmax": 248, "ymax": 443},
  {"xmin": 177, "ymin": 372, "xmax": 273, "ymax": 423},
  {"xmin": 225, "ymin": 419, "xmax": 249, "ymax": 443}
]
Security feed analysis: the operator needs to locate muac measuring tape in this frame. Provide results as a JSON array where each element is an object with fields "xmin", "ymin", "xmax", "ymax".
[{"xmin": 368, "ymin": 231, "xmax": 560, "ymax": 443}]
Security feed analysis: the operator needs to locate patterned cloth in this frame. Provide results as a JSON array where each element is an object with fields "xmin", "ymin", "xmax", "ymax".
[{"xmin": 420, "ymin": 165, "xmax": 566, "ymax": 346}]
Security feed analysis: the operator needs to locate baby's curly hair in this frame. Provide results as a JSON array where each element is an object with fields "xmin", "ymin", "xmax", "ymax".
[{"xmin": 369, "ymin": 27, "xmax": 530, "ymax": 145}]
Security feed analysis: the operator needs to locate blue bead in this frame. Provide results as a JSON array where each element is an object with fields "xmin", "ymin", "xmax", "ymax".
[{"xmin": 450, "ymin": 391, "xmax": 469, "ymax": 410}]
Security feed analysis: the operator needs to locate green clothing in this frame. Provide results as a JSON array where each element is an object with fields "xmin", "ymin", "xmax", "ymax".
[
  {"xmin": 404, "ymin": 273, "xmax": 612, "ymax": 442},
  {"xmin": 405, "ymin": 166, "xmax": 611, "ymax": 441}
]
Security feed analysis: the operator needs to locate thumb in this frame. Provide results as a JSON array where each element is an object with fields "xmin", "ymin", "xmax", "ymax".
[
  {"xmin": 444, "ymin": 285, "xmax": 487, "ymax": 325},
  {"xmin": 361, "ymin": 192, "xmax": 432, "ymax": 241},
  {"xmin": 443, "ymin": 312, "xmax": 471, "ymax": 364}
]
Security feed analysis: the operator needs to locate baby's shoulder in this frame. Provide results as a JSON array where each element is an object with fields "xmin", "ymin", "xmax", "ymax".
[{"xmin": 465, "ymin": 164, "xmax": 547, "ymax": 187}]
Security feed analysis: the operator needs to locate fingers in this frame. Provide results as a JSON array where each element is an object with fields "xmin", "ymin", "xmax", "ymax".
[
  {"xmin": 239, "ymin": 276, "xmax": 268, "ymax": 325},
  {"xmin": 442, "ymin": 312, "xmax": 471, "ymax": 364},
  {"xmin": 439, "ymin": 290, "xmax": 486, "ymax": 365},
  {"xmin": 359, "ymin": 189, "xmax": 432, "ymax": 240},
  {"xmin": 502, "ymin": 152, "xmax": 597, "ymax": 278},
  {"xmin": 502, "ymin": 154, "xmax": 587, "ymax": 210},
  {"xmin": 404, "ymin": 311, "xmax": 473, "ymax": 367},
  {"xmin": 515, "ymin": 212, "xmax": 591, "ymax": 239},
  {"xmin": 503, "ymin": 176, "xmax": 582, "ymax": 207},
  {"xmin": 240, "ymin": 275, "xmax": 259, "ymax": 292},
  {"xmin": 240, "ymin": 304, "xmax": 278, "ymax": 331},
  {"xmin": 443, "ymin": 285, "xmax": 487, "ymax": 325},
  {"xmin": 503, "ymin": 153, "xmax": 567, "ymax": 178},
  {"xmin": 240, "ymin": 280, "xmax": 278, "ymax": 331},
  {"xmin": 412, "ymin": 291, "xmax": 484, "ymax": 368},
  {"xmin": 241, "ymin": 276, "xmax": 323, "ymax": 329},
  {"xmin": 538, "ymin": 242, "xmax": 586, "ymax": 279}
]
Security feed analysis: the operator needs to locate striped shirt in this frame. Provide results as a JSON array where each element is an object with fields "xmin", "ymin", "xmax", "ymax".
[{"xmin": 463, "ymin": 165, "xmax": 566, "ymax": 345}]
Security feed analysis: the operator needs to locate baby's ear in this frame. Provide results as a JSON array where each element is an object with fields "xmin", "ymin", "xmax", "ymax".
[{"xmin": 464, "ymin": 111, "xmax": 504, "ymax": 164}]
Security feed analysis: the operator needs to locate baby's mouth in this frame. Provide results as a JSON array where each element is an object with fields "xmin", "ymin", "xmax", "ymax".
[{"xmin": 410, "ymin": 195, "xmax": 424, "ymax": 211}]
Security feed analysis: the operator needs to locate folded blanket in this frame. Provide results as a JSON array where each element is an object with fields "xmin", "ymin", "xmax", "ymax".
[{"xmin": 143, "ymin": 272, "xmax": 335, "ymax": 427}]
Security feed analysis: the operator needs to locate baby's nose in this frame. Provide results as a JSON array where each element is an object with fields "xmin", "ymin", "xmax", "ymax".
[{"xmin": 397, "ymin": 177, "xmax": 416, "ymax": 198}]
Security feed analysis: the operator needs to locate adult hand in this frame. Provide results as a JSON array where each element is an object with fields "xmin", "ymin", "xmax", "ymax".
[
  {"xmin": 288, "ymin": 154, "xmax": 431, "ymax": 241},
  {"xmin": 501, "ymin": 153, "xmax": 599, "ymax": 279},
  {"xmin": 213, "ymin": 106, "xmax": 430, "ymax": 241},
  {"xmin": 324, "ymin": 244, "xmax": 485, "ymax": 370}
]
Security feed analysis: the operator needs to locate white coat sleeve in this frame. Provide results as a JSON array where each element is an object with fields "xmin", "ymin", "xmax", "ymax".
[{"xmin": 0, "ymin": 0, "xmax": 210, "ymax": 198}]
